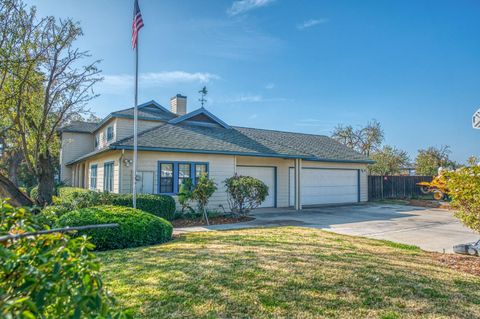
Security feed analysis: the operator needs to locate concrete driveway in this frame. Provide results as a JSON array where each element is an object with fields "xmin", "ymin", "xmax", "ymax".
[{"xmin": 175, "ymin": 204, "xmax": 479, "ymax": 253}]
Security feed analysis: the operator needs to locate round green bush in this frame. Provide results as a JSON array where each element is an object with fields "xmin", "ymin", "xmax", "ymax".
[
  {"xmin": 56, "ymin": 205, "xmax": 173, "ymax": 250},
  {"xmin": 110, "ymin": 194, "xmax": 176, "ymax": 220},
  {"xmin": 56, "ymin": 186, "xmax": 90, "ymax": 200}
]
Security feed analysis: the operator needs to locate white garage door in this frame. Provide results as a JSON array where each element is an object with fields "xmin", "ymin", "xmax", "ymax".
[
  {"xmin": 289, "ymin": 168, "xmax": 358, "ymax": 206},
  {"xmin": 236, "ymin": 166, "xmax": 275, "ymax": 208}
]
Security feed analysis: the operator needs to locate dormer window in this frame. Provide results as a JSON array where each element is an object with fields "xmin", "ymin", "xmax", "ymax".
[{"xmin": 106, "ymin": 126, "xmax": 114, "ymax": 141}]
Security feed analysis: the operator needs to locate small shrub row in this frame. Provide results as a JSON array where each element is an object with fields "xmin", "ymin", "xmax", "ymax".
[
  {"xmin": 56, "ymin": 205, "xmax": 173, "ymax": 250},
  {"xmin": 46, "ymin": 188, "xmax": 176, "ymax": 221}
]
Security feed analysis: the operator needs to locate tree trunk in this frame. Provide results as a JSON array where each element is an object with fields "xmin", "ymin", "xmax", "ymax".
[
  {"xmin": 7, "ymin": 151, "xmax": 23, "ymax": 186},
  {"xmin": 37, "ymin": 151, "xmax": 55, "ymax": 206},
  {"xmin": 0, "ymin": 173, "xmax": 33, "ymax": 207}
]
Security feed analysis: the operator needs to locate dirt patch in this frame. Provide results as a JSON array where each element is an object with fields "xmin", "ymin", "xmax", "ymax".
[
  {"xmin": 433, "ymin": 253, "xmax": 480, "ymax": 276},
  {"xmin": 172, "ymin": 215, "xmax": 254, "ymax": 228},
  {"xmin": 408, "ymin": 199, "xmax": 451, "ymax": 209}
]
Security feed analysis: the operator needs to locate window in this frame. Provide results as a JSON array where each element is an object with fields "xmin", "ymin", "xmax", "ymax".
[
  {"xmin": 178, "ymin": 163, "xmax": 191, "ymax": 187},
  {"xmin": 195, "ymin": 164, "xmax": 208, "ymax": 179},
  {"xmin": 106, "ymin": 126, "xmax": 114, "ymax": 141},
  {"xmin": 90, "ymin": 164, "xmax": 97, "ymax": 190},
  {"xmin": 94, "ymin": 135, "xmax": 99, "ymax": 148},
  {"xmin": 159, "ymin": 163, "xmax": 174, "ymax": 194},
  {"xmin": 158, "ymin": 161, "xmax": 208, "ymax": 194},
  {"xmin": 103, "ymin": 162, "xmax": 114, "ymax": 192}
]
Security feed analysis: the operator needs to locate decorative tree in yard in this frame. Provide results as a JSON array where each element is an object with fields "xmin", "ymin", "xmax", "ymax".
[
  {"xmin": 191, "ymin": 174, "xmax": 217, "ymax": 225},
  {"xmin": 0, "ymin": 0, "xmax": 101, "ymax": 205}
]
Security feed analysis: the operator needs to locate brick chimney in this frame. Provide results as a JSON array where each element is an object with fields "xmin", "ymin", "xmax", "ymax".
[{"xmin": 170, "ymin": 94, "xmax": 187, "ymax": 116}]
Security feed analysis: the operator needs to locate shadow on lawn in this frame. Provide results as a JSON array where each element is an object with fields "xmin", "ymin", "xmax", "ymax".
[{"xmin": 100, "ymin": 228, "xmax": 480, "ymax": 319}]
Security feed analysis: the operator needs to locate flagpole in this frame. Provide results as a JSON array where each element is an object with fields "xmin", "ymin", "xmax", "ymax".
[{"xmin": 132, "ymin": 35, "xmax": 139, "ymax": 209}]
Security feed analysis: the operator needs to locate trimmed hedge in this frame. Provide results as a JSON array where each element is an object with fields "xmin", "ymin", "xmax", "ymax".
[
  {"xmin": 56, "ymin": 205, "xmax": 173, "ymax": 250},
  {"xmin": 110, "ymin": 194, "xmax": 176, "ymax": 221},
  {"xmin": 57, "ymin": 186, "xmax": 90, "ymax": 200}
]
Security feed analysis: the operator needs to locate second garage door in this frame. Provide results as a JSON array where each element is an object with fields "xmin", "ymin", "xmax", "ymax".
[
  {"xmin": 236, "ymin": 166, "xmax": 276, "ymax": 208},
  {"xmin": 289, "ymin": 168, "xmax": 359, "ymax": 206}
]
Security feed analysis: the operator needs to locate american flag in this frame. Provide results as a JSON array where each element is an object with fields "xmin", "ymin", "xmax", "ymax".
[{"xmin": 132, "ymin": 0, "xmax": 144, "ymax": 49}]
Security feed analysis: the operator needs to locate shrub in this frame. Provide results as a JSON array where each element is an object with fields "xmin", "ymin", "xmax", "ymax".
[
  {"xmin": 178, "ymin": 178, "xmax": 195, "ymax": 214},
  {"xmin": 57, "ymin": 186, "xmax": 90, "ymax": 199},
  {"xmin": 224, "ymin": 175, "xmax": 269, "ymax": 215},
  {"xmin": 0, "ymin": 199, "xmax": 129, "ymax": 318},
  {"xmin": 56, "ymin": 205, "xmax": 173, "ymax": 250},
  {"xmin": 444, "ymin": 165, "xmax": 480, "ymax": 232},
  {"xmin": 110, "ymin": 194, "xmax": 176, "ymax": 221}
]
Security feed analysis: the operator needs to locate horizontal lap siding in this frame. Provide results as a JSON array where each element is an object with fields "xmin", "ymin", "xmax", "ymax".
[
  {"xmin": 83, "ymin": 152, "xmax": 121, "ymax": 193},
  {"xmin": 301, "ymin": 161, "xmax": 369, "ymax": 202},
  {"xmin": 115, "ymin": 118, "xmax": 163, "ymax": 141},
  {"xmin": 60, "ymin": 132, "xmax": 94, "ymax": 184},
  {"xmin": 236, "ymin": 156, "xmax": 294, "ymax": 208},
  {"xmin": 120, "ymin": 151, "xmax": 235, "ymax": 210}
]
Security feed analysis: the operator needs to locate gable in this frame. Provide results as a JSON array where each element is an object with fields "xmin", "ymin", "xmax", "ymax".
[{"xmin": 168, "ymin": 108, "xmax": 230, "ymax": 129}]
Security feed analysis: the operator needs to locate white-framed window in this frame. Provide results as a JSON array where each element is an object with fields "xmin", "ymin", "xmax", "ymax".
[
  {"xmin": 90, "ymin": 164, "xmax": 98, "ymax": 190},
  {"xmin": 103, "ymin": 161, "xmax": 114, "ymax": 192},
  {"xmin": 106, "ymin": 126, "xmax": 114, "ymax": 141}
]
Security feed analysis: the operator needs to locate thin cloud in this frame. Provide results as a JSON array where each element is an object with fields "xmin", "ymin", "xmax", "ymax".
[
  {"xmin": 265, "ymin": 83, "xmax": 275, "ymax": 89},
  {"xmin": 227, "ymin": 0, "xmax": 276, "ymax": 16},
  {"xmin": 297, "ymin": 18, "xmax": 329, "ymax": 30},
  {"xmin": 101, "ymin": 71, "xmax": 220, "ymax": 92},
  {"xmin": 224, "ymin": 94, "xmax": 291, "ymax": 103}
]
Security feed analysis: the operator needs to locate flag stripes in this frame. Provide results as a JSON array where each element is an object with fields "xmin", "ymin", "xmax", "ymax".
[{"xmin": 132, "ymin": 0, "xmax": 144, "ymax": 49}]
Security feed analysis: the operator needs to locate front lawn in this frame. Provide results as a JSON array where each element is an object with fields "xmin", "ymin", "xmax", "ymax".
[{"xmin": 100, "ymin": 227, "xmax": 480, "ymax": 318}]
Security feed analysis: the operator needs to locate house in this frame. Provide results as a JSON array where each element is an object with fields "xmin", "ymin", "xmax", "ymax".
[{"xmin": 59, "ymin": 94, "xmax": 373, "ymax": 210}]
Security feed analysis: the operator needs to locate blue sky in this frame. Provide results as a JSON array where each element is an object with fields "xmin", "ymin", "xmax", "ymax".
[{"xmin": 28, "ymin": 0, "xmax": 480, "ymax": 163}]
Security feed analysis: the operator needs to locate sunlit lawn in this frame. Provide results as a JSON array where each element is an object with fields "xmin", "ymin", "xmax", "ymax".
[{"xmin": 99, "ymin": 227, "xmax": 480, "ymax": 319}]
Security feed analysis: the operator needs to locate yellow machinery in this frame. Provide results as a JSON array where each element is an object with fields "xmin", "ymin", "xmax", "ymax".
[{"xmin": 417, "ymin": 174, "xmax": 448, "ymax": 200}]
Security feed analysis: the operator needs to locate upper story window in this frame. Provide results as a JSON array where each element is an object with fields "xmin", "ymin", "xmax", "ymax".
[
  {"xmin": 106, "ymin": 126, "xmax": 114, "ymax": 141},
  {"xmin": 94, "ymin": 135, "xmax": 99, "ymax": 148}
]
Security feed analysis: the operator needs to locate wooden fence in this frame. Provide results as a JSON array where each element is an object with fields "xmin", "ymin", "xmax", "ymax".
[{"xmin": 368, "ymin": 175, "xmax": 433, "ymax": 201}]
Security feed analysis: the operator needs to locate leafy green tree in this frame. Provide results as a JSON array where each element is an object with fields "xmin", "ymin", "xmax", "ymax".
[
  {"xmin": 0, "ymin": 0, "xmax": 101, "ymax": 205},
  {"xmin": 332, "ymin": 120, "xmax": 384, "ymax": 156},
  {"xmin": 415, "ymin": 146, "xmax": 454, "ymax": 176},
  {"xmin": 191, "ymin": 174, "xmax": 217, "ymax": 225},
  {"xmin": 0, "ymin": 199, "xmax": 130, "ymax": 318},
  {"xmin": 368, "ymin": 145, "xmax": 410, "ymax": 175}
]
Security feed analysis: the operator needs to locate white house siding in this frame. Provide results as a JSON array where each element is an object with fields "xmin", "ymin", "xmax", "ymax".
[
  {"xmin": 235, "ymin": 156, "xmax": 294, "ymax": 208},
  {"xmin": 300, "ymin": 161, "xmax": 369, "ymax": 202},
  {"xmin": 119, "ymin": 151, "xmax": 236, "ymax": 210},
  {"xmin": 60, "ymin": 132, "xmax": 94, "ymax": 184}
]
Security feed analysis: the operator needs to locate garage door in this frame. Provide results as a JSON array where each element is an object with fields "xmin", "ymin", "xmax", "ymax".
[
  {"xmin": 289, "ymin": 168, "xmax": 358, "ymax": 206},
  {"xmin": 236, "ymin": 166, "xmax": 275, "ymax": 208}
]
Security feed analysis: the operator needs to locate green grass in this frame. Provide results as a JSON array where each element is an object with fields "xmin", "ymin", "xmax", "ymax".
[{"xmin": 99, "ymin": 227, "xmax": 480, "ymax": 318}]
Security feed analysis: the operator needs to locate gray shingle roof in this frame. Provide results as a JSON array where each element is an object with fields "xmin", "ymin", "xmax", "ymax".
[
  {"xmin": 59, "ymin": 121, "xmax": 99, "ymax": 133},
  {"xmin": 108, "ymin": 123, "xmax": 372, "ymax": 163},
  {"xmin": 112, "ymin": 104, "xmax": 176, "ymax": 121}
]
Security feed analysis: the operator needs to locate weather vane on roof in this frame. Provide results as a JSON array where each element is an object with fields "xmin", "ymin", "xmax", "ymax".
[{"xmin": 199, "ymin": 86, "xmax": 208, "ymax": 108}]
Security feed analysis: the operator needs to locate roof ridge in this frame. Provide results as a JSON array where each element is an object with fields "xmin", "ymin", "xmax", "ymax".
[{"xmin": 234, "ymin": 125, "xmax": 329, "ymax": 138}]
